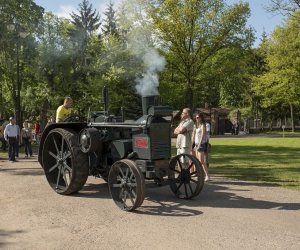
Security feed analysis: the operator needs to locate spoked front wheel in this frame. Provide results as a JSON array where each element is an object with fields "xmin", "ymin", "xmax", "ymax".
[
  {"xmin": 108, "ymin": 159, "xmax": 145, "ymax": 211},
  {"xmin": 42, "ymin": 128, "xmax": 89, "ymax": 195},
  {"xmin": 169, "ymin": 154, "xmax": 204, "ymax": 199}
]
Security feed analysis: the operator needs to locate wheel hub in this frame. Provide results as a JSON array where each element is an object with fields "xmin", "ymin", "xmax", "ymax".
[
  {"xmin": 120, "ymin": 179, "xmax": 128, "ymax": 188},
  {"xmin": 179, "ymin": 169, "xmax": 191, "ymax": 183}
]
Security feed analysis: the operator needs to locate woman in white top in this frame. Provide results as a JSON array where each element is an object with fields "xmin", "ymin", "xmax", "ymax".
[{"xmin": 192, "ymin": 113, "xmax": 209, "ymax": 181}]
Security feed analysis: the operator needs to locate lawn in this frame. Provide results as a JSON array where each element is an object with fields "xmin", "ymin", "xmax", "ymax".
[{"xmin": 208, "ymin": 137, "xmax": 300, "ymax": 190}]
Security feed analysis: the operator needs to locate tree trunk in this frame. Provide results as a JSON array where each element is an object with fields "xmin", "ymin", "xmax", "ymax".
[
  {"xmin": 40, "ymin": 72, "xmax": 54, "ymax": 131},
  {"xmin": 289, "ymin": 103, "xmax": 295, "ymax": 132},
  {"xmin": 40, "ymin": 99, "xmax": 49, "ymax": 131},
  {"xmin": 185, "ymin": 84, "xmax": 193, "ymax": 109},
  {"xmin": 269, "ymin": 110, "xmax": 273, "ymax": 131}
]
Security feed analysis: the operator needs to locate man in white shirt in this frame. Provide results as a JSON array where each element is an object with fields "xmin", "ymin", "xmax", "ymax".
[
  {"xmin": 4, "ymin": 117, "xmax": 20, "ymax": 162},
  {"xmin": 174, "ymin": 108, "xmax": 194, "ymax": 162}
]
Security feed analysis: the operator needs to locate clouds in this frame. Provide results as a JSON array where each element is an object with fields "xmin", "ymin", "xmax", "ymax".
[
  {"xmin": 54, "ymin": 0, "xmax": 122, "ymax": 20},
  {"xmin": 55, "ymin": 5, "xmax": 78, "ymax": 19},
  {"xmin": 96, "ymin": 0, "xmax": 122, "ymax": 17}
]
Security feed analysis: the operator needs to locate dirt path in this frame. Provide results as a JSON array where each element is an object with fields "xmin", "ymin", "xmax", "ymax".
[{"xmin": 0, "ymin": 156, "xmax": 299, "ymax": 250}]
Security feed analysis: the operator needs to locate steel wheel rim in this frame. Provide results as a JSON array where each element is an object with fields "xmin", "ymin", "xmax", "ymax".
[
  {"xmin": 169, "ymin": 154, "xmax": 204, "ymax": 199},
  {"xmin": 43, "ymin": 131, "xmax": 73, "ymax": 193},
  {"xmin": 122, "ymin": 159, "xmax": 145, "ymax": 208},
  {"xmin": 108, "ymin": 160, "xmax": 143, "ymax": 211}
]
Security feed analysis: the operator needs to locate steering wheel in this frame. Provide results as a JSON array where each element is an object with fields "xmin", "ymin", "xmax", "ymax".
[{"xmin": 64, "ymin": 115, "xmax": 85, "ymax": 122}]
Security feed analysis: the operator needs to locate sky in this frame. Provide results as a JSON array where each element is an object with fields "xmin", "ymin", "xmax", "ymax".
[{"xmin": 33, "ymin": 0, "xmax": 286, "ymax": 47}]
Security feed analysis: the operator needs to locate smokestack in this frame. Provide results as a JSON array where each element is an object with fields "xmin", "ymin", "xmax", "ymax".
[{"xmin": 142, "ymin": 95, "xmax": 159, "ymax": 115}]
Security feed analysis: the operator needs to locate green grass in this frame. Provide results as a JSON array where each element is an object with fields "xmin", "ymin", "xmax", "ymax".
[
  {"xmin": 208, "ymin": 138, "xmax": 300, "ymax": 190},
  {"xmin": 265, "ymin": 130, "xmax": 300, "ymax": 135}
]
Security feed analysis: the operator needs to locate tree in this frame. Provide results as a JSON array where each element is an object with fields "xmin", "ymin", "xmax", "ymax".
[
  {"xmin": 267, "ymin": 0, "xmax": 300, "ymax": 18},
  {"xmin": 29, "ymin": 13, "xmax": 75, "ymax": 126},
  {"xmin": 69, "ymin": 0, "xmax": 101, "ymax": 67},
  {"xmin": 253, "ymin": 14, "xmax": 300, "ymax": 132},
  {"xmin": 97, "ymin": 32, "xmax": 145, "ymax": 118},
  {"xmin": 102, "ymin": 2, "xmax": 118, "ymax": 36},
  {"xmin": 0, "ymin": 0, "xmax": 44, "ymax": 126},
  {"xmin": 150, "ymin": 0, "xmax": 254, "ymax": 108}
]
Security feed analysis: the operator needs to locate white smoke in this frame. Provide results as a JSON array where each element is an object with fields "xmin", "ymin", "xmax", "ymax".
[
  {"xmin": 135, "ymin": 49, "xmax": 166, "ymax": 96},
  {"xmin": 118, "ymin": 0, "xmax": 166, "ymax": 97}
]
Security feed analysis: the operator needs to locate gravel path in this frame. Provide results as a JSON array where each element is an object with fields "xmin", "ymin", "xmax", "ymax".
[{"xmin": 0, "ymin": 156, "xmax": 299, "ymax": 250}]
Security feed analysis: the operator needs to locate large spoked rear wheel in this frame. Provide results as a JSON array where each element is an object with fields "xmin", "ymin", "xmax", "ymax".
[
  {"xmin": 108, "ymin": 159, "xmax": 145, "ymax": 211},
  {"xmin": 42, "ymin": 128, "xmax": 89, "ymax": 195},
  {"xmin": 169, "ymin": 154, "xmax": 204, "ymax": 199}
]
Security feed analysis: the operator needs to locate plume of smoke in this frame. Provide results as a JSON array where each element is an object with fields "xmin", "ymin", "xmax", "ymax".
[
  {"xmin": 135, "ymin": 49, "xmax": 166, "ymax": 97},
  {"xmin": 119, "ymin": 0, "xmax": 166, "ymax": 97}
]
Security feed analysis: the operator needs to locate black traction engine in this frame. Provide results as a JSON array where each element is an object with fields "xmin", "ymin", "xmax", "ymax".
[{"xmin": 38, "ymin": 88, "xmax": 204, "ymax": 211}]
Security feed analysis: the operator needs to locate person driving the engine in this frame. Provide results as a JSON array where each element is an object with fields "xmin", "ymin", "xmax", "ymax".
[{"xmin": 56, "ymin": 96, "xmax": 73, "ymax": 122}]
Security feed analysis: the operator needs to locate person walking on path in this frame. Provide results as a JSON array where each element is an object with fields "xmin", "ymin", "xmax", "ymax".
[
  {"xmin": 4, "ymin": 117, "xmax": 20, "ymax": 162},
  {"xmin": 56, "ymin": 97, "xmax": 73, "ymax": 122},
  {"xmin": 174, "ymin": 108, "xmax": 194, "ymax": 164},
  {"xmin": 20, "ymin": 120, "xmax": 33, "ymax": 158},
  {"xmin": 192, "ymin": 113, "xmax": 210, "ymax": 181}
]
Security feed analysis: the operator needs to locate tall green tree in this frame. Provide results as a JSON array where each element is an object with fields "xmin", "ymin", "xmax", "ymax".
[
  {"xmin": 28, "ymin": 13, "xmax": 75, "ymax": 125},
  {"xmin": 102, "ymin": 2, "xmax": 118, "ymax": 36},
  {"xmin": 69, "ymin": 0, "xmax": 101, "ymax": 68},
  {"xmin": 150, "ymin": 0, "xmax": 254, "ymax": 108},
  {"xmin": 0, "ymin": 0, "xmax": 44, "ymax": 125},
  {"xmin": 253, "ymin": 14, "xmax": 300, "ymax": 131}
]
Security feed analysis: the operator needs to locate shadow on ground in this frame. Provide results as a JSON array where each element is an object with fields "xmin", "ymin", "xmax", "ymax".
[
  {"xmin": 0, "ymin": 229, "xmax": 26, "ymax": 248},
  {"xmin": 197, "ymin": 180, "xmax": 300, "ymax": 211},
  {"xmin": 74, "ymin": 178, "xmax": 300, "ymax": 216},
  {"xmin": 73, "ymin": 182, "xmax": 111, "ymax": 199},
  {"xmin": 0, "ymin": 167, "xmax": 44, "ymax": 176},
  {"xmin": 1, "ymin": 161, "xmax": 298, "ymax": 216},
  {"xmin": 132, "ymin": 180, "xmax": 300, "ymax": 216}
]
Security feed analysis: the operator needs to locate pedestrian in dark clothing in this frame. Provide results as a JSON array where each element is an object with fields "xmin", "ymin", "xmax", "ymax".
[{"xmin": 4, "ymin": 117, "xmax": 20, "ymax": 162}]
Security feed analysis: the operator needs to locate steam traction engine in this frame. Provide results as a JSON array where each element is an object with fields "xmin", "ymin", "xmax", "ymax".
[{"xmin": 38, "ymin": 90, "xmax": 205, "ymax": 211}]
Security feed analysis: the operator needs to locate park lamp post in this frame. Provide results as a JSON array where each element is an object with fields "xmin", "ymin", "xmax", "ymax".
[{"xmin": 7, "ymin": 21, "xmax": 29, "ymax": 127}]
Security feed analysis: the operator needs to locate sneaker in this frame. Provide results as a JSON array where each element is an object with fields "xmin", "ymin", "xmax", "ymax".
[{"xmin": 204, "ymin": 176, "xmax": 210, "ymax": 182}]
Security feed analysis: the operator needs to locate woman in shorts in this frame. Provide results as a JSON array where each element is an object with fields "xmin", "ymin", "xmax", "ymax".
[{"xmin": 192, "ymin": 113, "xmax": 209, "ymax": 181}]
